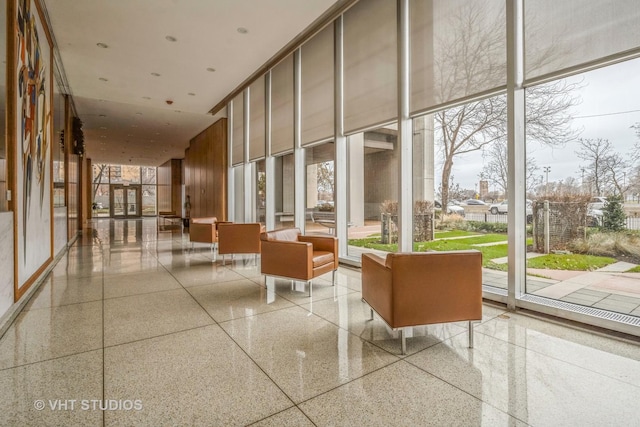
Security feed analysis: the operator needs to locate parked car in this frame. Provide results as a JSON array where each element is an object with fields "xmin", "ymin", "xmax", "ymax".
[
  {"xmin": 489, "ymin": 200, "xmax": 533, "ymax": 217},
  {"xmin": 587, "ymin": 208, "xmax": 604, "ymax": 227},
  {"xmin": 463, "ymin": 199, "xmax": 486, "ymax": 206},
  {"xmin": 435, "ymin": 200, "xmax": 465, "ymax": 217},
  {"xmin": 588, "ymin": 197, "xmax": 608, "ymax": 210}
]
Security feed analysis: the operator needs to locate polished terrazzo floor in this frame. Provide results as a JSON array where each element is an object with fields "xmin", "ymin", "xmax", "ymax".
[{"xmin": 1, "ymin": 218, "xmax": 640, "ymax": 426}]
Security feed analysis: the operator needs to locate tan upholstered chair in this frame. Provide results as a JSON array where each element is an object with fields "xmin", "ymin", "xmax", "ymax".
[
  {"xmin": 189, "ymin": 217, "xmax": 218, "ymax": 249},
  {"xmin": 362, "ymin": 250, "xmax": 483, "ymax": 354},
  {"xmin": 217, "ymin": 222, "xmax": 264, "ymax": 265},
  {"xmin": 260, "ymin": 228, "xmax": 338, "ymax": 297}
]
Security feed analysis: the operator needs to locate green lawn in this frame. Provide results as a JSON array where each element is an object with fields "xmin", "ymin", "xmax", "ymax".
[
  {"xmin": 349, "ymin": 231, "xmax": 620, "ymax": 272},
  {"xmin": 434, "ymin": 230, "xmax": 480, "ymax": 239},
  {"xmin": 627, "ymin": 266, "xmax": 640, "ymax": 273},
  {"xmin": 526, "ymin": 254, "xmax": 616, "ymax": 271}
]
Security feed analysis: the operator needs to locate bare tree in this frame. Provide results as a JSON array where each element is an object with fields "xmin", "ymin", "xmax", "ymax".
[
  {"xmin": 481, "ymin": 141, "xmax": 542, "ymax": 196},
  {"xmin": 92, "ymin": 164, "xmax": 108, "ymax": 200},
  {"xmin": 433, "ymin": 3, "xmax": 580, "ymax": 208},
  {"xmin": 576, "ymin": 138, "xmax": 612, "ymax": 196}
]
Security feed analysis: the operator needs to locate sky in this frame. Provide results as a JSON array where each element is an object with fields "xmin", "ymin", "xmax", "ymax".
[{"xmin": 446, "ymin": 57, "xmax": 640, "ymax": 191}]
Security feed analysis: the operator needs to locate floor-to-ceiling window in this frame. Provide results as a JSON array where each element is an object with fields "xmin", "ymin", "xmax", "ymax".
[
  {"xmin": 92, "ymin": 164, "xmax": 157, "ymax": 218},
  {"xmin": 223, "ymin": 0, "xmax": 640, "ymax": 333}
]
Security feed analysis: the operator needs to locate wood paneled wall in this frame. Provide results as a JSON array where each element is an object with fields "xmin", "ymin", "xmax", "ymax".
[
  {"xmin": 157, "ymin": 159, "xmax": 182, "ymax": 214},
  {"xmin": 184, "ymin": 119, "xmax": 227, "ymax": 220}
]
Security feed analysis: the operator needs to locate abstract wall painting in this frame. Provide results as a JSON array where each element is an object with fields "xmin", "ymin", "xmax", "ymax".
[{"xmin": 16, "ymin": 0, "xmax": 52, "ymax": 289}]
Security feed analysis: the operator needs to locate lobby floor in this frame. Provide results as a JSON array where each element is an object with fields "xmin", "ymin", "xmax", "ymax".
[{"xmin": 1, "ymin": 218, "xmax": 639, "ymax": 426}]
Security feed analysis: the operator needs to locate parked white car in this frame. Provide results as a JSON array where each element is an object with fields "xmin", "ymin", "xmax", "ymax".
[
  {"xmin": 434, "ymin": 200, "xmax": 465, "ymax": 217},
  {"xmin": 489, "ymin": 200, "xmax": 533, "ymax": 217},
  {"xmin": 587, "ymin": 197, "xmax": 608, "ymax": 210}
]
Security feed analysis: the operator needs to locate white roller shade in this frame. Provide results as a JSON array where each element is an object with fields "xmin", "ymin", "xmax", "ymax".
[
  {"xmin": 301, "ymin": 23, "xmax": 335, "ymax": 145},
  {"xmin": 343, "ymin": 0, "xmax": 397, "ymax": 134},
  {"xmin": 410, "ymin": 0, "xmax": 506, "ymax": 115},
  {"xmin": 525, "ymin": 0, "xmax": 640, "ymax": 80},
  {"xmin": 249, "ymin": 76, "xmax": 266, "ymax": 160},
  {"xmin": 231, "ymin": 94, "xmax": 244, "ymax": 166},
  {"xmin": 270, "ymin": 55, "xmax": 294, "ymax": 155}
]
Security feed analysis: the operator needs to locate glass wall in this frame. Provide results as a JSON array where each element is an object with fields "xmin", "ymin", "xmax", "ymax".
[
  {"xmin": 346, "ymin": 124, "xmax": 399, "ymax": 259},
  {"xmin": 305, "ymin": 142, "xmax": 335, "ymax": 235},
  {"xmin": 52, "ymin": 90, "xmax": 65, "ymax": 207},
  {"xmin": 92, "ymin": 164, "xmax": 157, "ymax": 217},
  {"xmin": 255, "ymin": 160, "xmax": 266, "ymax": 225},
  {"xmin": 225, "ymin": 0, "xmax": 640, "ymax": 332}
]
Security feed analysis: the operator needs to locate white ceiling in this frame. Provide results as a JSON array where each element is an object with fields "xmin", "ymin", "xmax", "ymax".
[{"xmin": 43, "ymin": 0, "xmax": 340, "ymax": 166}]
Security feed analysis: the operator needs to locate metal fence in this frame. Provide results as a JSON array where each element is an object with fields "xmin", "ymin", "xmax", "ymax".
[{"xmin": 465, "ymin": 212, "xmax": 640, "ymax": 230}]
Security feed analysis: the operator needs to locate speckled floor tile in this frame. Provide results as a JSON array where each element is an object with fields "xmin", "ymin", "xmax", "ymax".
[
  {"xmin": 24, "ymin": 275, "xmax": 104, "ymax": 311},
  {"xmin": 0, "ymin": 301, "xmax": 103, "ymax": 369},
  {"xmin": 257, "ymin": 276, "xmax": 353, "ymax": 304},
  {"xmin": 298, "ymin": 292, "xmax": 468, "ymax": 356},
  {"xmin": 475, "ymin": 311, "xmax": 640, "ymax": 385},
  {"xmin": 298, "ymin": 361, "xmax": 522, "ymax": 426},
  {"xmin": 250, "ymin": 406, "xmax": 314, "ymax": 427},
  {"xmin": 220, "ymin": 306, "xmax": 398, "ymax": 403},
  {"xmin": 170, "ymin": 264, "xmax": 247, "ymax": 287},
  {"xmin": 406, "ymin": 332, "xmax": 640, "ymax": 426},
  {"xmin": 103, "ymin": 270, "xmax": 181, "ymax": 299},
  {"xmin": 104, "ymin": 288, "xmax": 213, "ymax": 346},
  {"xmin": 104, "ymin": 326, "xmax": 292, "ymax": 426},
  {"xmin": 0, "ymin": 350, "xmax": 103, "ymax": 426},
  {"xmin": 187, "ymin": 279, "xmax": 295, "ymax": 322}
]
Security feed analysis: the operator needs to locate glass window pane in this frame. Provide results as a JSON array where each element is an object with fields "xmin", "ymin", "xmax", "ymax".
[
  {"xmin": 142, "ymin": 185, "xmax": 156, "ymax": 216},
  {"xmin": 232, "ymin": 94, "xmax": 244, "ymax": 165},
  {"xmin": 525, "ymin": 59, "xmax": 640, "ymax": 317},
  {"xmin": 271, "ymin": 55, "xmax": 295, "ymax": 155},
  {"xmin": 347, "ymin": 124, "xmax": 399, "ymax": 258},
  {"xmin": 233, "ymin": 166, "xmax": 244, "ymax": 222},
  {"xmin": 141, "ymin": 167, "xmax": 156, "ymax": 184},
  {"xmin": 305, "ymin": 142, "xmax": 335, "ymax": 235},
  {"xmin": 410, "ymin": 0, "xmax": 506, "ymax": 114},
  {"xmin": 301, "ymin": 24, "xmax": 334, "ymax": 145},
  {"xmin": 343, "ymin": 0, "xmax": 397, "ymax": 134},
  {"xmin": 525, "ymin": 0, "xmax": 640, "ymax": 80},
  {"xmin": 275, "ymin": 154, "xmax": 295, "ymax": 229},
  {"xmin": 249, "ymin": 77, "xmax": 266, "ymax": 160},
  {"xmin": 255, "ymin": 160, "xmax": 266, "ymax": 225}
]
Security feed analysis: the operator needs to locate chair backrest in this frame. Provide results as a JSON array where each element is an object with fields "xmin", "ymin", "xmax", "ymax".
[
  {"xmin": 218, "ymin": 223, "xmax": 262, "ymax": 254},
  {"xmin": 191, "ymin": 217, "xmax": 217, "ymax": 225},
  {"xmin": 260, "ymin": 227, "xmax": 301, "ymax": 242},
  {"xmin": 386, "ymin": 250, "xmax": 482, "ymax": 326}
]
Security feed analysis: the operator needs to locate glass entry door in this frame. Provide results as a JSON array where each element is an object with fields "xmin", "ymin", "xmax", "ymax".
[{"xmin": 110, "ymin": 185, "xmax": 141, "ymax": 217}]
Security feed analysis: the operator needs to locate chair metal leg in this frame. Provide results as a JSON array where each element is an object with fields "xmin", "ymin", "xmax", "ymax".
[
  {"xmin": 332, "ymin": 269, "xmax": 336, "ymax": 286},
  {"xmin": 468, "ymin": 321, "xmax": 474, "ymax": 348},
  {"xmin": 222, "ymin": 255, "xmax": 226, "ymax": 266},
  {"xmin": 308, "ymin": 280, "xmax": 312, "ymax": 298},
  {"xmin": 401, "ymin": 328, "xmax": 407, "ymax": 355},
  {"xmin": 369, "ymin": 308, "xmax": 374, "ymax": 320}
]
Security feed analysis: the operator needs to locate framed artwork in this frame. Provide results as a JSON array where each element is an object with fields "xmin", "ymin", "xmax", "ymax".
[{"xmin": 15, "ymin": 0, "xmax": 53, "ymax": 294}]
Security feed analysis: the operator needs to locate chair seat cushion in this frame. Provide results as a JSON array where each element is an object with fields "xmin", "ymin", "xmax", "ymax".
[{"xmin": 312, "ymin": 251, "xmax": 334, "ymax": 268}]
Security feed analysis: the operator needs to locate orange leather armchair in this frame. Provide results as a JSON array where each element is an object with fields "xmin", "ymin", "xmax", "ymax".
[
  {"xmin": 217, "ymin": 222, "xmax": 264, "ymax": 265},
  {"xmin": 260, "ymin": 228, "xmax": 338, "ymax": 297},
  {"xmin": 189, "ymin": 217, "xmax": 218, "ymax": 249},
  {"xmin": 362, "ymin": 250, "xmax": 482, "ymax": 354}
]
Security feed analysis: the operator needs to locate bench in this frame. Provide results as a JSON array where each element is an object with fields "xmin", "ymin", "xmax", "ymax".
[{"xmin": 158, "ymin": 211, "xmax": 182, "ymax": 230}]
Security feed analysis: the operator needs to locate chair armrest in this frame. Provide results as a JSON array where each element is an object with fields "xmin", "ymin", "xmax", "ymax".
[
  {"xmin": 189, "ymin": 222, "xmax": 216, "ymax": 243},
  {"xmin": 361, "ymin": 253, "xmax": 393, "ymax": 326},
  {"xmin": 260, "ymin": 240, "xmax": 313, "ymax": 280},
  {"xmin": 299, "ymin": 235, "xmax": 338, "ymax": 263}
]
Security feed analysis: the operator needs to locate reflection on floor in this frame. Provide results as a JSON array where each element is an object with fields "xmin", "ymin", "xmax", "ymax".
[{"xmin": 0, "ymin": 218, "xmax": 639, "ymax": 425}]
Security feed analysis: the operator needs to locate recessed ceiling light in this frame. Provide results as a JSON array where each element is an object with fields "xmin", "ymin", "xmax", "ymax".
[
  {"xmin": 237, "ymin": 27, "xmax": 248, "ymax": 34},
  {"xmin": 206, "ymin": 67, "xmax": 216, "ymax": 72},
  {"xmin": 142, "ymin": 96, "xmax": 151, "ymax": 100},
  {"xmin": 99, "ymin": 126, "xmax": 107, "ymax": 130},
  {"xmin": 174, "ymin": 110, "xmax": 181, "ymax": 113},
  {"xmin": 150, "ymin": 139, "xmax": 155, "ymax": 143},
  {"xmin": 127, "ymin": 134, "xmax": 133, "ymax": 137},
  {"xmin": 165, "ymin": 122, "xmax": 171, "ymax": 126},
  {"xmin": 96, "ymin": 42, "xmax": 108, "ymax": 48},
  {"xmin": 151, "ymin": 72, "xmax": 161, "ymax": 77},
  {"xmin": 99, "ymin": 114, "xmax": 107, "ymax": 118},
  {"xmin": 131, "ymin": 124, "xmax": 138, "ymax": 128},
  {"xmin": 100, "ymin": 135, "xmax": 107, "ymax": 138},
  {"xmin": 98, "ymin": 77, "xmax": 108, "ymax": 82},
  {"xmin": 135, "ymin": 112, "xmax": 142, "ymax": 115},
  {"xmin": 188, "ymin": 92, "xmax": 196, "ymax": 96},
  {"xmin": 155, "ymin": 132, "xmax": 160, "ymax": 135},
  {"xmin": 165, "ymin": 35, "xmax": 177, "ymax": 42}
]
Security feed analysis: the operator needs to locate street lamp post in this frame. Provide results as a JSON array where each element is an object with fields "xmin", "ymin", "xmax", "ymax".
[{"xmin": 543, "ymin": 166, "xmax": 551, "ymax": 195}]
